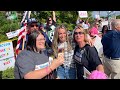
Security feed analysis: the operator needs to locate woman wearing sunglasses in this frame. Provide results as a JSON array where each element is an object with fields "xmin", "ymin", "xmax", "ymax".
[{"xmin": 73, "ymin": 26, "xmax": 104, "ymax": 79}]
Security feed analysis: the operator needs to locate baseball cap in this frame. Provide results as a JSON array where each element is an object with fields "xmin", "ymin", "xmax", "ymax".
[{"xmin": 27, "ymin": 18, "xmax": 38, "ymax": 25}]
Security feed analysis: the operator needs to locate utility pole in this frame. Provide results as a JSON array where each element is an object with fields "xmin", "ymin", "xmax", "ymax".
[
  {"xmin": 99, "ymin": 11, "xmax": 100, "ymax": 17},
  {"xmin": 107, "ymin": 11, "xmax": 113, "ymax": 30}
]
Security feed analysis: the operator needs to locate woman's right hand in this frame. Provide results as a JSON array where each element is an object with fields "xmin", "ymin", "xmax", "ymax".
[
  {"xmin": 86, "ymin": 34, "xmax": 94, "ymax": 47},
  {"xmin": 50, "ymin": 53, "xmax": 64, "ymax": 70}
]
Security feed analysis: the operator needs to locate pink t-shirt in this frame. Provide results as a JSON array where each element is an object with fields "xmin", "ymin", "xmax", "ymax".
[{"xmin": 89, "ymin": 27, "xmax": 99, "ymax": 36}]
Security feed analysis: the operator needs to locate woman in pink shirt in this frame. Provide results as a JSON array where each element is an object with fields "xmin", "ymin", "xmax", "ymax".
[{"xmin": 89, "ymin": 22, "xmax": 99, "ymax": 37}]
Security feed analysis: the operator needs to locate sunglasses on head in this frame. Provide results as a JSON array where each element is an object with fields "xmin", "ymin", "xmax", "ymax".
[
  {"xmin": 30, "ymin": 24, "xmax": 38, "ymax": 27},
  {"xmin": 74, "ymin": 32, "xmax": 84, "ymax": 35}
]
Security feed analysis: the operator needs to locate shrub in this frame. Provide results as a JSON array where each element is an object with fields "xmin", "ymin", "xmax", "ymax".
[{"xmin": 1, "ymin": 67, "xmax": 14, "ymax": 79}]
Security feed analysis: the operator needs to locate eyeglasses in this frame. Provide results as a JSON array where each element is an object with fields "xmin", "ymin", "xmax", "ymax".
[
  {"xmin": 74, "ymin": 32, "xmax": 84, "ymax": 35},
  {"xmin": 30, "ymin": 25, "xmax": 38, "ymax": 27}
]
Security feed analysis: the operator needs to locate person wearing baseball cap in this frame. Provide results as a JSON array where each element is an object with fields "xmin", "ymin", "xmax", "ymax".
[
  {"xmin": 17, "ymin": 18, "xmax": 39, "ymax": 54},
  {"xmin": 27, "ymin": 18, "xmax": 52, "ymax": 47},
  {"xmin": 27, "ymin": 18, "xmax": 39, "ymax": 33}
]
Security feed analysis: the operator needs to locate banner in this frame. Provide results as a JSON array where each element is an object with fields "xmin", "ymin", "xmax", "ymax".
[
  {"xmin": 0, "ymin": 40, "xmax": 15, "ymax": 71},
  {"xmin": 6, "ymin": 29, "xmax": 20, "ymax": 39},
  {"xmin": 0, "ymin": 41, "xmax": 14, "ymax": 60},
  {"xmin": 0, "ymin": 57, "xmax": 15, "ymax": 71},
  {"xmin": 6, "ymin": 24, "xmax": 27, "ymax": 39},
  {"xmin": 101, "ymin": 21, "xmax": 108, "ymax": 27},
  {"xmin": 78, "ymin": 11, "xmax": 88, "ymax": 18},
  {"xmin": 95, "ymin": 14, "xmax": 100, "ymax": 19}
]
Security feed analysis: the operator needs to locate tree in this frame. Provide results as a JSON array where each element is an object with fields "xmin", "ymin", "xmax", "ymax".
[
  {"xmin": 116, "ymin": 15, "xmax": 120, "ymax": 19},
  {"xmin": 0, "ymin": 12, "xmax": 20, "ymax": 42},
  {"xmin": 0, "ymin": 11, "xmax": 94, "ymax": 42}
]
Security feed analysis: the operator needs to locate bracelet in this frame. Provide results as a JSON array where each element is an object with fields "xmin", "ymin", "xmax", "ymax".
[
  {"xmin": 46, "ymin": 67, "xmax": 51, "ymax": 74},
  {"xmin": 46, "ymin": 66, "xmax": 53, "ymax": 75},
  {"xmin": 46, "ymin": 67, "xmax": 49, "ymax": 74}
]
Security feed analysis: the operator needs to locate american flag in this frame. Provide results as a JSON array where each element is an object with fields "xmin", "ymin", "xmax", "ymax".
[{"xmin": 16, "ymin": 11, "xmax": 31, "ymax": 55}]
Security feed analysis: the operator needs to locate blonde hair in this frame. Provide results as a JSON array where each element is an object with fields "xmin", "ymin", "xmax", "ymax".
[
  {"xmin": 52, "ymin": 24, "xmax": 72, "ymax": 58},
  {"xmin": 73, "ymin": 26, "xmax": 89, "ymax": 44}
]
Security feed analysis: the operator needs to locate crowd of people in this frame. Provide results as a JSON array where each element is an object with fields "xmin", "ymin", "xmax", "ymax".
[{"xmin": 14, "ymin": 11, "xmax": 120, "ymax": 79}]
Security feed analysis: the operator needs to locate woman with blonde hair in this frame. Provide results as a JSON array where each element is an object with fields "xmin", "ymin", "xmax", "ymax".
[
  {"xmin": 73, "ymin": 26, "xmax": 104, "ymax": 79},
  {"xmin": 52, "ymin": 24, "xmax": 76, "ymax": 79}
]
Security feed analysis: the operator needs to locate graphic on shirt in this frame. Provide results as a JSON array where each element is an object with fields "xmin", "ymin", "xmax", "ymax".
[
  {"xmin": 75, "ymin": 52, "xmax": 81, "ymax": 57},
  {"xmin": 74, "ymin": 55, "xmax": 81, "ymax": 62},
  {"xmin": 74, "ymin": 50, "xmax": 84, "ymax": 64},
  {"xmin": 47, "ymin": 29, "xmax": 54, "ymax": 42},
  {"xmin": 35, "ymin": 57, "xmax": 53, "ymax": 70},
  {"xmin": 35, "ymin": 62, "xmax": 49, "ymax": 70}
]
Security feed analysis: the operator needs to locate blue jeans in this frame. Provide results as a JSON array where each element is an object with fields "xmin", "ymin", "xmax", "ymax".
[{"xmin": 57, "ymin": 65, "xmax": 76, "ymax": 79}]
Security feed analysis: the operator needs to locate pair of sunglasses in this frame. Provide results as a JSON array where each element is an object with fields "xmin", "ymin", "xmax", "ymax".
[
  {"xmin": 30, "ymin": 25, "xmax": 38, "ymax": 27},
  {"xmin": 74, "ymin": 32, "xmax": 84, "ymax": 35}
]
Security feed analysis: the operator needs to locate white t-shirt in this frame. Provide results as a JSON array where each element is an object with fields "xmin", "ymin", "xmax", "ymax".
[{"xmin": 93, "ymin": 35, "xmax": 103, "ymax": 58}]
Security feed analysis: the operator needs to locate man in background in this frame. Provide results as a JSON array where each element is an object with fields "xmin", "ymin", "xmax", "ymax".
[{"xmin": 102, "ymin": 19, "xmax": 120, "ymax": 79}]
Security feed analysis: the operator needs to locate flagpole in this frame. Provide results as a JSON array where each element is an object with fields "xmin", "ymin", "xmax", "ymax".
[
  {"xmin": 28, "ymin": 11, "xmax": 31, "ymax": 19},
  {"xmin": 16, "ymin": 11, "xmax": 31, "ymax": 56},
  {"xmin": 22, "ymin": 11, "xmax": 31, "ymax": 50},
  {"xmin": 22, "ymin": 21, "xmax": 27, "ymax": 50},
  {"xmin": 21, "ymin": 11, "xmax": 28, "ymax": 24}
]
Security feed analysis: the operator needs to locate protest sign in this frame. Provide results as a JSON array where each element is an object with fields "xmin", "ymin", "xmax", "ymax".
[
  {"xmin": 0, "ymin": 57, "xmax": 15, "ymax": 71},
  {"xmin": 6, "ymin": 29, "xmax": 20, "ymax": 39},
  {"xmin": 0, "ymin": 40, "xmax": 15, "ymax": 71},
  {"xmin": 78, "ymin": 11, "xmax": 88, "ymax": 18}
]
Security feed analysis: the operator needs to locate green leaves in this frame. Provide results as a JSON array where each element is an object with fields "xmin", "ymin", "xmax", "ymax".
[
  {"xmin": 0, "ymin": 11, "xmax": 94, "ymax": 42},
  {"xmin": 0, "ymin": 12, "xmax": 20, "ymax": 42},
  {"xmin": 116, "ymin": 15, "xmax": 120, "ymax": 19},
  {"xmin": 6, "ymin": 11, "xmax": 18, "ymax": 20},
  {"xmin": 1, "ymin": 67, "xmax": 14, "ymax": 79}
]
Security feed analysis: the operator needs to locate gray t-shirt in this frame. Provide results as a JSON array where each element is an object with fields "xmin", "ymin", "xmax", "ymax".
[{"xmin": 14, "ymin": 49, "xmax": 50, "ymax": 79}]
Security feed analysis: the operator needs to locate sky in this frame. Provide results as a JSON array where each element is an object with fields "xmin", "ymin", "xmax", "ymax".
[{"xmin": 92, "ymin": 11, "xmax": 120, "ymax": 18}]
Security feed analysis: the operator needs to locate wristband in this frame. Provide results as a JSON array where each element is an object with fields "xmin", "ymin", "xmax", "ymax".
[
  {"xmin": 46, "ymin": 66, "xmax": 52, "ymax": 75},
  {"xmin": 46, "ymin": 67, "xmax": 48, "ymax": 74},
  {"xmin": 46, "ymin": 67, "xmax": 50, "ymax": 74}
]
